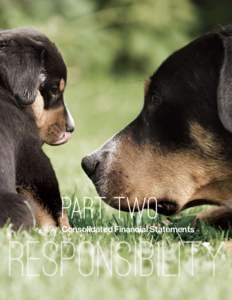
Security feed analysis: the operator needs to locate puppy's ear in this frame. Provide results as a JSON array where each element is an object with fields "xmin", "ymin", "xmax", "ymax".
[
  {"xmin": 217, "ymin": 37, "xmax": 232, "ymax": 132},
  {"xmin": 2, "ymin": 43, "xmax": 45, "ymax": 105}
]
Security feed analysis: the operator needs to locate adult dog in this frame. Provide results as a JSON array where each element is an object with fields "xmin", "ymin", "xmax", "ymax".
[
  {"xmin": 82, "ymin": 26, "xmax": 232, "ymax": 229},
  {"xmin": 0, "ymin": 28, "xmax": 74, "ymax": 230}
]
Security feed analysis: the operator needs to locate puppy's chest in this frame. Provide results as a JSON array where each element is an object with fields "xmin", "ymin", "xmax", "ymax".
[
  {"xmin": 16, "ymin": 186, "xmax": 57, "ymax": 229},
  {"xmin": 16, "ymin": 186, "xmax": 70, "ymax": 230}
]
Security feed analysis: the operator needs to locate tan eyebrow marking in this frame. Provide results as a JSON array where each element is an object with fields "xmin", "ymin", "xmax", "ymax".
[
  {"xmin": 144, "ymin": 79, "xmax": 151, "ymax": 96},
  {"xmin": 59, "ymin": 78, "xmax": 65, "ymax": 92}
]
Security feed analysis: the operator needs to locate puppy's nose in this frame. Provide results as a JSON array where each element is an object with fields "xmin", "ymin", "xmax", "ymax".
[
  {"xmin": 66, "ymin": 123, "xmax": 75, "ymax": 133},
  {"xmin": 65, "ymin": 106, "xmax": 75, "ymax": 133},
  {"xmin": 81, "ymin": 154, "xmax": 99, "ymax": 178}
]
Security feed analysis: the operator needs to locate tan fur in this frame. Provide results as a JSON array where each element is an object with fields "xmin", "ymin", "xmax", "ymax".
[
  {"xmin": 17, "ymin": 188, "xmax": 56, "ymax": 229},
  {"xmin": 31, "ymin": 91, "xmax": 66, "ymax": 144},
  {"xmin": 102, "ymin": 131, "xmax": 232, "ymax": 212},
  {"xmin": 59, "ymin": 78, "xmax": 65, "ymax": 92},
  {"xmin": 144, "ymin": 79, "xmax": 151, "ymax": 96},
  {"xmin": 32, "ymin": 200, "xmax": 56, "ymax": 229},
  {"xmin": 58, "ymin": 209, "xmax": 71, "ymax": 228},
  {"xmin": 190, "ymin": 122, "xmax": 222, "ymax": 157}
]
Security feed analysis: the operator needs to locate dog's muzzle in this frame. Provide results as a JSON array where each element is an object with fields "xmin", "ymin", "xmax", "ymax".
[{"xmin": 81, "ymin": 151, "xmax": 102, "ymax": 181}]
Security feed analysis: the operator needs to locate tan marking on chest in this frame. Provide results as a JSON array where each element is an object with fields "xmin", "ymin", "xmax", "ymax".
[{"xmin": 17, "ymin": 187, "xmax": 57, "ymax": 230}]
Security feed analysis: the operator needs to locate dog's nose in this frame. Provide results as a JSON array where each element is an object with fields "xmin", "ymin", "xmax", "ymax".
[{"xmin": 81, "ymin": 154, "xmax": 100, "ymax": 178}]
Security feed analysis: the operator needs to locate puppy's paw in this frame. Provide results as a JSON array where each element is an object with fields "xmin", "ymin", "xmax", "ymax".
[{"xmin": 58, "ymin": 209, "xmax": 72, "ymax": 230}]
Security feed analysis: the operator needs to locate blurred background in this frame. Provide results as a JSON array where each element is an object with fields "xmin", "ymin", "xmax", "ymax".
[{"xmin": 0, "ymin": 0, "xmax": 232, "ymax": 196}]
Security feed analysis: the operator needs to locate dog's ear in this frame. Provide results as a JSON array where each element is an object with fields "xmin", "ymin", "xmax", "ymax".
[
  {"xmin": 0, "ymin": 41, "xmax": 45, "ymax": 105},
  {"xmin": 217, "ymin": 36, "xmax": 232, "ymax": 132}
]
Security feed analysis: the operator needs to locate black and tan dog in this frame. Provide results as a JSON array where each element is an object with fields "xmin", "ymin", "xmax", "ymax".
[
  {"xmin": 0, "ymin": 28, "xmax": 74, "ymax": 230},
  {"xmin": 82, "ymin": 25, "xmax": 232, "ymax": 229}
]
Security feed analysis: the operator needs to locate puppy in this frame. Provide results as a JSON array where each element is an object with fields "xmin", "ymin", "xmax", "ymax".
[
  {"xmin": 82, "ymin": 25, "xmax": 232, "ymax": 229},
  {"xmin": 0, "ymin": 28, "xmax": 74, "ymax": 230}
]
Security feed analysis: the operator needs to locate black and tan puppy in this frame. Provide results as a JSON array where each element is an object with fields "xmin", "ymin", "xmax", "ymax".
[
  {"xmin": 82, "ymin": 25, "xmax": 232, "ymax": 229},
  {"xmin": 0, "ymin": 28, "xmax": 74, "ymax": 230}
]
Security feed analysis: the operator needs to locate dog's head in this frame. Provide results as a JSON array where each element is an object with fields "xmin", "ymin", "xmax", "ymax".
[
  {"xmin": 82, "ymin": 26, "xmax": 232, "ymax": 215},
  {"xmin": 0, "ymin": 27, "xmax": 74, "ymax": 145}
]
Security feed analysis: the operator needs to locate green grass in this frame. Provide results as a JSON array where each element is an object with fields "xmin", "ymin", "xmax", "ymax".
[{"xmin": 2, "ymin": 74, "xmax": 232, "ymax": 300}]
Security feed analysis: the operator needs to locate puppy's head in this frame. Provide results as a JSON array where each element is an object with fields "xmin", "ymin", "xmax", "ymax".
[
  {"xmin": 82, "ymin": 26, "xmax": 232, "ymax": 214},
  {"xmin": 0, "ymin": 27, "xmax": 75, "ymax": 145}
]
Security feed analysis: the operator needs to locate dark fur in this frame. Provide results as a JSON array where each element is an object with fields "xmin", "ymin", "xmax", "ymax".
[{"xmin": 0, "ymin": 28, "xmax": 73, "ymax": 229}]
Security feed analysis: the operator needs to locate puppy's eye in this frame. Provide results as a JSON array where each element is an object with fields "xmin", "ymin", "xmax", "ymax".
[{"xmin": 50, "ymin": 86, "xmax": 58, "ymax": 94}]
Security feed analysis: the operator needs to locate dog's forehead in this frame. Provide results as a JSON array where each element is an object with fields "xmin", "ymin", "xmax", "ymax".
[{"xmin": 146, "ymin": 33, "xmax": 224, "ymax": 103}]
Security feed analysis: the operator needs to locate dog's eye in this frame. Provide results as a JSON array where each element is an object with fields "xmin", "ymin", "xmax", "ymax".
[
  {"xmin": 147, "ymin": 94, "xmax": 162, "ymax": 112},
  {"xmin": 142, "ymin": 93, "xmax": 162, "ymax": 126},
  {"xmin": 151, "ymin": 94, "xmax": 162, "ymax": 105}
]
